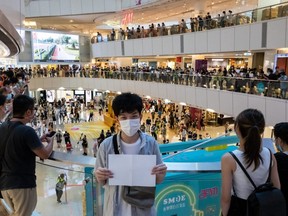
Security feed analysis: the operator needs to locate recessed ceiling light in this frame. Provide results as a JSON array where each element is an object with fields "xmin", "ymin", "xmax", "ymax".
[{"xmin": 69, "ymin": 20, "xmax": 74, "ymax": 23}]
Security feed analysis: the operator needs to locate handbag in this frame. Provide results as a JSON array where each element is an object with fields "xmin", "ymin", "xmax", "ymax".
[
  {"xmin": 229, "ymin": 150, "xmax": 286, "ymax": 216},
  {"xmin": 112, "ymin": 135, "xmax": 156, "ymax": 208}
]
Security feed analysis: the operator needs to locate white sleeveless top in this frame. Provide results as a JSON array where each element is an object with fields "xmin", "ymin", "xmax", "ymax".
[{"xmin": 232, "ymin": 147, "xmax": 271, "ymax": 199}]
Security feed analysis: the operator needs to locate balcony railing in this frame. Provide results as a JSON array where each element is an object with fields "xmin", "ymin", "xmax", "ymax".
[
  {"xmin": 91, "ymin": 1, "xmax": 288, "ymax": 43},
  {"xmin": 31, "ymin": 71, "xmax": 288, "ymax": 100}
]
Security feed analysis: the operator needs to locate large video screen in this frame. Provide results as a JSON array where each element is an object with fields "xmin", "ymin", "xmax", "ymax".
[{"xmin": 32, "ymin": 32, "xmax": 79, "ymax": 62}]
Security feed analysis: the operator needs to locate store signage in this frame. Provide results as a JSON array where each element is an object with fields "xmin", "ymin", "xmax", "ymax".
[{"xmin": 121, "ymin": 11, "xmax": 133, "ymax": 26}]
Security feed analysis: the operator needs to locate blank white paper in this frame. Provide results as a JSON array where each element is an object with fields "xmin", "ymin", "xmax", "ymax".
[{"xmin": 108, "ymin": 154, "xmax": 156, "ymax": 186}]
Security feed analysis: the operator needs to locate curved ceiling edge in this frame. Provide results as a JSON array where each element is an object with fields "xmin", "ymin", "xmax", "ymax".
[{"xmin": 0, "ymin": 9, "xmax": 24, "ymax": 57}]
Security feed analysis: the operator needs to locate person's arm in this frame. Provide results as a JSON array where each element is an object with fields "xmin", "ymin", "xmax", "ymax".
[
  {"xmin": 33, "ymin": 135, "xmax": 54, "ymax": 159},
  {"xmin": 94, "ymin": 140, "xmax": 113, "ymax": 185},
  {"xmin": 152, "ymin": 163, "xmax": 167, "ymax": 184},
  {"xmin": 221, "ymin": 153, "xmax": 235, "ymax": 216},
  {"xmin": 271, "ymin": 154, "xmax": 281, "ymax": 189}
]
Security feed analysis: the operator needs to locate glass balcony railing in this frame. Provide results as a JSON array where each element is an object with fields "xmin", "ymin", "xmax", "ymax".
[
  {"xmin": 31, "ymin": 72, "xmax": 288, "ymax": 100},
  {"xmin": 91, "ymin": 2, "xmax": 288, "ymax": 43}
]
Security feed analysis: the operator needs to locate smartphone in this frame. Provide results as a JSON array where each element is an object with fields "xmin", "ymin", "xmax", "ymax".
[{"xmin": 46, "ymin": 131, "xmax": 56, "ymax": 138}]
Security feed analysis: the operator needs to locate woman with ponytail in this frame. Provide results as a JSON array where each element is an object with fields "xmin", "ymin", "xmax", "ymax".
[{"xmin": 221, "ymin": 109, "xmax": 281, "ymax": 216}]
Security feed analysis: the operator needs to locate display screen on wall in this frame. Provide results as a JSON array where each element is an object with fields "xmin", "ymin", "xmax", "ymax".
[{"xmin": 32, "ymin": 31, "xmax": 79, "ymax": 62}]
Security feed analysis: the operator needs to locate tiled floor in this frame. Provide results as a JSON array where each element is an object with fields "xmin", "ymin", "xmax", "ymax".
[{"xmin": 4, "ymin": 110, "xmax": 272, "ymax": 216}]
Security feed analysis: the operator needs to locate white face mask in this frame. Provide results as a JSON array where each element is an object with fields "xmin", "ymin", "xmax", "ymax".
[{"xmin": 119, "ymin": 118, "xmax": 140, "ymax": 137}]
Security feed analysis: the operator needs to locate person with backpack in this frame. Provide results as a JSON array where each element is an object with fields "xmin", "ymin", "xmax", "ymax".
[
  {"xmin": 221, "ymin": 109, "xmax": 281, "ymax": 216},
  {"xmin": 274, "ymin": 122, "xmax": 288, "ymax": 215},
  {"xmin": 94, "ymin": 92, "xmax": 166, "ymax": 216}
]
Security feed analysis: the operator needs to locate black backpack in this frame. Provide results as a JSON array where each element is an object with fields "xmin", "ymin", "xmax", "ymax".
[{"xmin": 229, "ymin": 150, "xmax": 286, "ymax": 216}]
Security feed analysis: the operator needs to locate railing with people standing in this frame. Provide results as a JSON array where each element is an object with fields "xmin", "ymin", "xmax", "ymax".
[
  {"xmin": 91, "ymin": 2, "xmax": 288, "ymax": 43},
  {"xmin": 30, "ymin": 70, "xmax": 288, "ymax": 100}
]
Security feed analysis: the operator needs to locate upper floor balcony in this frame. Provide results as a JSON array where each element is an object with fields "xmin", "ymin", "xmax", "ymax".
[
  {"xmin": 92, "ymin": 2, "xmax": 288, "ymax": 58},
  {"xmin": 29, "ymin": 71, "xmax": 288, "ymax": 127}
]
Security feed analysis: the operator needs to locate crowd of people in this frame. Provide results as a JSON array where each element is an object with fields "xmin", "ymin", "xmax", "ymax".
[
  {"xmin": 0, "ymin": 67, "xmax": 288, "ymax": 215},
  {"xmin": 92, "ymin": 10, "xmax": 249, "ymax": 43}
]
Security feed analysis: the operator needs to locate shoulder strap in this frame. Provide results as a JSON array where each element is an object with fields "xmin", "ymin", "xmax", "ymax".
[
  {"xmin": 112, "ymin": 134, "xmax": 119, "ymax": 154},
  {"xmin": 229, "ymin": 151, "xmax": 257, "ymax": 189},
  {"xmin": 266, "ymin": 148, "xmax": 272, "ymax": 183}
]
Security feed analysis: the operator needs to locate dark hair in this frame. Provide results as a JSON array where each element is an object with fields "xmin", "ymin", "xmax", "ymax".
[
  {"xmin": 13, "ymin": 95, "xmax": 35, "ymax": 117},
  {"xmin": 274, "ymin": 122, "xmax": 288, "ymax": 144},
  {"xmin": 112, "ymin": 92, "xmax": 143, "ymax": 117},
  {"xmin": 235, "ymin": 109, "xmax": 265, "ymax": 170}
]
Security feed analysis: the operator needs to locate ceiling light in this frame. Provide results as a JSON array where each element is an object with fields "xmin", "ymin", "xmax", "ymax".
[
  {"xmin": 37, "ymin": 88, "xmax": 44, "ymax": 91},
  {"xmin": 59, "ymin": 87, "xmax": 65, "ymax": 90},
  {"xmin": 69, "ymin": 20, "xmax": 74, "ymax": 23},
  {"xmin": 78, "ymin": 87, "xmax": 83, "ymax": 90},
  {"xmin": 117, "ymin": 91, "xmax": 121, "ymax": 95},
  {"xmin": 179, "ymin": 102, "xmax": 186, "ymax": 106}
]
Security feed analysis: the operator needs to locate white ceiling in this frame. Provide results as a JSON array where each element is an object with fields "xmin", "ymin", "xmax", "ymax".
[{"xmin": 24, "ymin": 0, "xmax": 258, "ymax": 34}]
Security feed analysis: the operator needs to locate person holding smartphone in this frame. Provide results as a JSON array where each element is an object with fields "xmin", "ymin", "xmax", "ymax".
[{"xmin": 0, "ymin": 95, "xmax": 55, "ymax": 216}]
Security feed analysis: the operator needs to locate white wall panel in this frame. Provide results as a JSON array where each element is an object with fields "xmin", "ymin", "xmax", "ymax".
[
  {"xmin": 219, "ymin": 91, "xmax": 233, "ymax": 115},
  {"xmin": 172, "ymin": 35, "xmax": 181, "ymax": 54},
  {"xmin": 195, "ymin": 31, "xmax": 207, "ymax": 53},
  {"xmin": 93, "ymin": 0, "xmax": 105, "ymax": 12},
  {"xmin": 207, "ymin": 29, "xmax": 220, "ymax": 52},
  {"xmin": 267, "ymin": 18, "xmax": 286, "ymax": 49},
  {"xmin": 105, "ymin": 0, "xmax": 116, "ymax": 11},
  {"xmin": 82, "ymin": 0, "xmax": 94, "ymax": 13},
  {"xmin": 184, "ymin": 33, "xmax": 195, "ymax": 53},
  {"xmin": 124, "ymin": 40, "xmax": 134, "ymax": 56},
  {"xmin": 127, "ymin": 80, "xmax": 136, "ymax": 93},
  {"xmin": 87, "ymin": 79, "xmax": 95, "ymax": 90},
  {"xmin": 101, "ymin": 43, "xmax": 108, "ymax": 57},
  {"xmin": 162, "ymin": 36, "xmax": 173, "ymax": 55},
  {"xmin": 195, "ymin": 88, "xmax": 207, "ymax": 108},
  {"xmin": 49, "ymin": 1, "xmax": 61, "ymax": 16},
  {"xmin": 71, "ymin": 0, "xmax": 82, "ymax": 14},
  {"xmin": 235, "ymin": 25, "xmax": 250, "ymax": 51},
  {"xmin": 207, "ymin": 90, "xmax": 220, "ymax": 112},
  {"xmin": 60, "ymin": 0, "xmax": 71, "ymax": 15},
  {"xmin": 69, "ymin": 78, "xmax": 78, "ymax": 89},
  {"xmin": 142, "ymin": 38, "xmax": 153, "ymax": 56},
  {"xmin": 133, "ymin": 39, "xmax": 143, "ymax": 56},
  {"xmin": 185, "ymin": 87, "xmax": 196, "ymax": 106},
  {"xmin": 29, "ymin": 2, "xmax": 40, "ymax": 17},
  {"xmin": 91, "ymin": 44, "xmax": 102, "ymax": 57},
  {"xmin": 114, "ymin": 41, "xmax": 122, "ymax": 56},
  {"xmin": 248, "ymin": 95, "xmax": 266, "ymax": 115},
  {"xmin": 39, "ymin": 1, "xmax": 50, "ymax": 15},
  {"xmin": 176, "ymin": 85, "xmax": 186, "ymax": 103},
  {"xmin": 221, "ymin": 28, "xmax": 235, "ymax": 52},
  {"xmin": 167, "ymin": 84, "xmax": 177, "ymax": 102},
  {"xmin": 149, "ymin": 83, "xmax": 159, "ymax": 98},
  {"xmin": 158, "ymin": 83, "xmax": 168, "ymax": 99},
  {"xmin": 152, "ymin": 37, "xmax": 162, "ymax": 55},
  {"xmin": 249, "ymin": 23, "xmax": 262, "ymax": 50},
  {"xmin": 106, "ymin": 42, "xmax": 115, "ymax": 57},
  {"xmin": 265, "ymin": 98, "xmax": 287, "ymax": 126},
  {"xmin": 233, "ymin": 93, "xmax": 248, "ymax": 117}
]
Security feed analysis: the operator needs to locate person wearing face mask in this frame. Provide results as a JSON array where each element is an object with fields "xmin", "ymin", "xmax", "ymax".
[
  {"xmin": 274, "ymin": 122, "xmax": 288, "ymax": 215},
  {"xmin": 94, "ymin": 92, "xmax": 167, "ymax": 216},
  {"xmin": 0, "ymin": 95, "xmax": 55, "ymax": 216}
]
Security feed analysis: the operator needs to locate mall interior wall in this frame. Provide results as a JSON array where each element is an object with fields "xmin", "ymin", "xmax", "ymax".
[
  {"xmin": 92, "ymin": 17, "xmax": 288, "ymax": 58},
  {"xmin": 25, "ymin": 0, "xmax": 157, "ymax": 17},
  {"xmin": 29, "ymin": 77, "xmax": 288, "ymax": 126}
]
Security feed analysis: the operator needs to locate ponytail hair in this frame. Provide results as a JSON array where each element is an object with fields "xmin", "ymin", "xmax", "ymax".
[{"xmin": 235, "ymin": 109, "xmax": 265, "ymax": 171}]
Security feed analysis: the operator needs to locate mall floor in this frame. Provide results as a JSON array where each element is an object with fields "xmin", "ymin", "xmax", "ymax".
[{"xmin": 21, "ymin": 110, "xmax": 272, "ymax": 216}]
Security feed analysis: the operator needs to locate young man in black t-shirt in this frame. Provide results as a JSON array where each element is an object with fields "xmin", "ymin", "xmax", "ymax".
[{"xmin": 0, "ymin": 95, "xmax": 54, "ymax": 215}]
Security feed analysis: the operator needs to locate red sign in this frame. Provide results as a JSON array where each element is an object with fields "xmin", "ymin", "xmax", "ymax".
[{"xmin": 121, "ymin": 12, "xmax": 133, "ymax": 26}]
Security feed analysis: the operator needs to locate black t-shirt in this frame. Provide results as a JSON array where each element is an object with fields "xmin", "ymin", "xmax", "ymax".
[
  {"xmin": 275, "ymin": 152, "xmax": 288, "ymax": 215},
  {"xmin": 0, "ymin": 121, "xmax": 43, "ymax": 190}
]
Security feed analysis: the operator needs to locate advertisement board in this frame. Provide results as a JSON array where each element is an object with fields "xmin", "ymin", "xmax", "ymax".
[{"xmin": 32, "ymin": 31, "xmax": 79, "ymax": 62}]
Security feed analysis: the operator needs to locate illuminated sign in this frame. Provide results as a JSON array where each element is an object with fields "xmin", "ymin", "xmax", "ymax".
[{"xmin": 121, "ymin": 11, "xmax": 133, "ymax": 26}]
